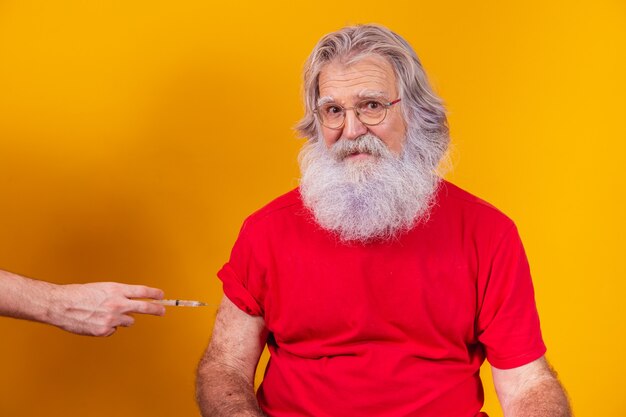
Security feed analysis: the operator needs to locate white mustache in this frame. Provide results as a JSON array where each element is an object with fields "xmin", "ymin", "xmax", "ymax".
[{"xmin": 331, "ymin": 134, "xmax": 388, "ymax": 160}]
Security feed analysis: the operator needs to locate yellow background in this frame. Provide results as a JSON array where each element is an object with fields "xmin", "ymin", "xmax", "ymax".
[{"xmin": 0, "ymin": 1, "xmax": 624, "ymax": 416}]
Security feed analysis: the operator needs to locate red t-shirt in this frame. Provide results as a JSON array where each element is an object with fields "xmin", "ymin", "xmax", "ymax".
[{"xmin": 218, "ymin": 181, "xmax": 546, "ymax": 417}]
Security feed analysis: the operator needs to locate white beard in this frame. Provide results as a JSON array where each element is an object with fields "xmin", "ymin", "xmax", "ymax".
[{"xmin": 299, "ymin": 131, "xmax": 441, "ymax": 243}]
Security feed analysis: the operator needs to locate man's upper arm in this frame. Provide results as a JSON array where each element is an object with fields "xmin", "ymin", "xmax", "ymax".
[
  {"xmin": 491, "ymin": 355, "xmax": 570, "ymax": 416},
  {"xmin": 200, "ymin": 296, "xmax": 268, "ymax": 382}
]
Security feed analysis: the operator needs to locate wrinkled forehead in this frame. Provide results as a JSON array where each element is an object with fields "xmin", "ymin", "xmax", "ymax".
[{"xmin": 317, "ymin": 55, "xmax": 398, "ymax": 104}]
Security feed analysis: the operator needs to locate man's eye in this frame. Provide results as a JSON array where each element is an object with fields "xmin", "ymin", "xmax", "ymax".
[
  {"xmin": 359, "ymin": 100, "xmax": 383, "ymax": 114},
  {"xmin": 324, "ymin": 105, "xmax": 343, "ymax": 116},
  {"xmin": 364, "ymin": 101, "xmax": 381, "ymax": 110}
]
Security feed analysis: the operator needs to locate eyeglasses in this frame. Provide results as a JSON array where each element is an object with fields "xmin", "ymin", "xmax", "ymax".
[{"xmin": 314, "ymin": 98, "xmax": 401, "ymax": 130}]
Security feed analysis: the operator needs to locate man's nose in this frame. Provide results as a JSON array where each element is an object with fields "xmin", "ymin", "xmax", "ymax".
[{"xmin": 341, "ymin": 109, "xmax": 368, "ymax": 140}]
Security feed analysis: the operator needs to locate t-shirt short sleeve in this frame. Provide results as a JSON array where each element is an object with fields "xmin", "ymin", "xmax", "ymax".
[
  {"xmin": 217, "ymin": 221, "xmax": 266, "ymax": 317},
  {"xmin": 476, "ymin": 225, "xmax": 547, "ymax": 369}
]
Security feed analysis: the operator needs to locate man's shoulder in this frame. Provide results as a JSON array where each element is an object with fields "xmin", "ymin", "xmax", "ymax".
[
  {"xmin": 241, "ymin": 188, "xmax": 304, "ymax": 230},
  {"xmin": 440, "ymin": 180, "xmax": 503, "ymax": 211},
  {"xmin": 438, "ymin": 180, "xmax": 515, "ymax": 227}
]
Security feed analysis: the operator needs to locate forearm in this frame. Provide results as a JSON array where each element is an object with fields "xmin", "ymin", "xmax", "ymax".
[
  {"xmin": 196, "ymin": 360, "xmax": 265, "ymax": 417},
  {"xmin": 505, "ymin": 377, "xmax": 572, "ymax": 417},
  {"xmin": 0, "ymin": 269, "xmax": 58, "ymax": 324}
]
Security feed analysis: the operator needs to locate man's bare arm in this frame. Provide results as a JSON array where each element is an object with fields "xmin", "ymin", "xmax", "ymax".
[
  {"xmin": 492, "ymin": 356, "xmax": 572, "ymax": 417},
  {"xmin": 196, "ymin": 296, "xmax": 268, "ymax": 417}
]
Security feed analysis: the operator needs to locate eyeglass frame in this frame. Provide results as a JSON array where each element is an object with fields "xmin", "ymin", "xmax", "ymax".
[{"xmin": 314, "ymin": 98, "xmax": 402, "ymax": 130}]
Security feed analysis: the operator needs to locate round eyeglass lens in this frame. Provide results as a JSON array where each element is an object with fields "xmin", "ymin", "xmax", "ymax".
[{"xmin": 356, "ymin": 100, "xmax": 386, "ymax": 125}]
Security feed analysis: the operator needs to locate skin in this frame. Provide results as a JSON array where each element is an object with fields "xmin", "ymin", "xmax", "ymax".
[
  {"xmin": 493, "ymin": 357, "xmax": 572, "ymax": 417},
  {"xmin": 196, "ymin": 56, "xmax": 572, "ymax": 417},
  {"xmin": 0, "ymin": 269, "xmax": 165, "ymax": 336},
  {"xmin": 317, "ymin": 56, "xmax": 407, "ymax": 157},
  {"xmin": 196, "ymin": 296, "xmax": 267, "ymax": 417}
]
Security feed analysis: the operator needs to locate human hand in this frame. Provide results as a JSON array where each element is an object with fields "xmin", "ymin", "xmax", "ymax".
[{"xmin": 48, "ymin": 282, "xmax": 166, "ymax": 336}]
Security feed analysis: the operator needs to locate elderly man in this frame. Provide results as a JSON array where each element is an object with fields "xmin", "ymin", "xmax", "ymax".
[{"xmin": 196, "ymin": 24, "xmax": 571, "ymax": 417}]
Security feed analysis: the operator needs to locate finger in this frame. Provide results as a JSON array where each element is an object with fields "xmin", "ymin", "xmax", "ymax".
[
  {"xmin": 118, "ymin": 314, "xmax": 135, "ymax": 328},
  {"xmin": 122, "ymin": 285, "xmax": 165, "ymax": 300},
  {"xmin": 127, "ymin": 300, "xmax": 167, "ymax": 316},
  {"xmin": 100, "ymin": 327, "xmax": 117, "ymax": 337}
]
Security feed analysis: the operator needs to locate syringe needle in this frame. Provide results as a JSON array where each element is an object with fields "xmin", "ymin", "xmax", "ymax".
[{"xmin": 153, "ymin": 299, "xmax": 208, "ymax": 307}]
